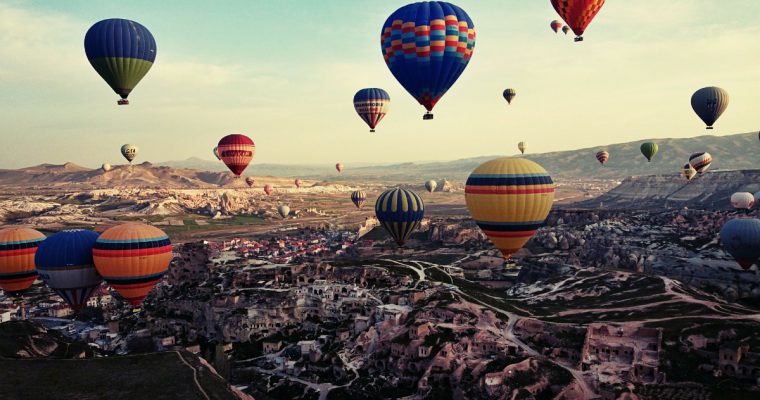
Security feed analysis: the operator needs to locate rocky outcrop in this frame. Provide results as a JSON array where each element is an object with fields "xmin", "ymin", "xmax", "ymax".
[{"xmin": 0, "ymin": 321, "xmax": 93, "ymax": 359}]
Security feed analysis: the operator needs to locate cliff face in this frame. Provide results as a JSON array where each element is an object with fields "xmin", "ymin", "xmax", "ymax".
[{"xmin": 574, "ymin": 170, "xmax": 760, "ymax": 210}]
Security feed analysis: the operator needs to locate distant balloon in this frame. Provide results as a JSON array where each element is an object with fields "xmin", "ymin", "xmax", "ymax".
[
  {"xmin": 691, "ymin": 87, "xmax": 729, "ymax": 130},
  {"xmin": 121, "ymin": 144, "xmax": 138, "ymax": 163},
  {"xmin": 294, "ymin": 179, "xmax": 303, "ymax": 189},
  {"xmin": 562, "ymin": 25, "xmax": 570, "ymax": 35},
  {"xmin": 596, "ymin": 151, "xmax": 609, "ymax": 166},
  {"xmin": 245, "ymin": 177, "xmax": 255, "ymax": 187},
  {"xmin": 92, "ymin": 223, "xmax": 172, "ymax": 305},
  {"xmin": 278, "ymin": 205, "xmax": 290, "ymax": 219},
  {"xmin": 375, "ymin": 188, "xmax": 425, "ymax": 246},
  {"xmin": 551, "ymin": 0, "xmax": 606, "ymax": 42},
  {"xmin": 381, "ymin": 1, "xmax": 476, "ymax": 119},
  {"xmin": 264, "ymin": 185, "xmax": 273, "ymax": 196},
  {"xmin": 336, "ymin": 163, "xmax": 344, "ymax": 173},
  {"xmin": 518, "ymin": 142, "xmax": 527, "ymax": 155},
  {"xmin": 720, "ymin": 218, "xmax": 760, "ymax": 270},
  {"xmin": 218, "ymin": 134, "xmax": 255, "ymax": 176},
  {"xmin": 213, "ymin": 146, "xmax": 221, "ymax": 161},
  {"xmin": 351, "ymin": 190, "xmax": 367, "ymax": 209},
  {"xmin": 682, "ymin": 163, "xmax": 697, "ymax": 181},
  {"xmin": 550, "ymin": 20, "xmax": 563, "ymax": 33},
  {"xmin": 689, "ymin": 152, "xmax": 712, "ymax": 174},
  {"xmin": 640, "ymin": 142, "xmax": 658, "ymax": 162},
  {"xmin": 84, "ymin": 19, "xmax": 156, "ymax": 105},
  {"xmin": 35, "ymin": 230, "xmax": 102, "ymax": 310},
  {"xmin": 466, "ymin": 158, "xmax": 555, "ymax": 259},
  {"xmin": 731, "ymin": 193, "xmax": 755, "ymax": 210},
  {"xmin": 354, "ymin": 88, "xmax": 390, "ymax": 132},
  {"xmin": 503, "ymin": 88, "xmax": 516, "ymax": 104},
  {"xmin": 0, "ymin": 227, "xmax": 45, "ymax": 296},
  {"xmin": 425, "ymin": 180, "xmax": 438, "ymax": 194},
  {"xmin": 101, "ymin": 163, "xmax": 112, "ymax": 173}
]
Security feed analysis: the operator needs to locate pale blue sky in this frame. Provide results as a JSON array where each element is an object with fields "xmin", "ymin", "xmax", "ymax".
[{"xmin": 1, "ymin": 0, "xmax": 759, "ymax": 168}]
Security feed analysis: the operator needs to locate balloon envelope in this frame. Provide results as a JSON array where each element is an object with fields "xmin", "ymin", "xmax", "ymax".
[
  {"xmin": 682, "ymin": 163, "xmax": 697, "ymax": 181},
  {"xmin": 720, "ymin": 218, "xmax": 760, "ymax": 270},
  {"xmin": 375, "ymin": 188, "xmax": 425, "ymax": 246},
  {"xmin": 264, "ymin": 185, "xmax": 273, "ymax": 195},
  {"xmin": 731, "ymin": 192, "xmax": 755, "ymax": 210},
  {"xmin": 351, "ymin": 190, "xmax": 367, "ymax": 209},
  {"xmin": 503, "ymin": 89, "xmax": 516, "ymax": 104},
  {"xmin": 596, "ymin": 151, "xmax": 609, "ymax": 166},
  {"xmin": 245, "ymin": 177, "xmax": 255, "ymax": 187},
  {"xmin": 691, "ymin": 87, "xmax": 729, "ymax": 129},
  {"xmin": 562, "ymin": 25, "xmax": 570, "ymax": 35},
  {"xmin": 92, "ymin": 223, "xmax": 172, "ymax": 305},
  {"xmin": 465, "ymin": 157, "xmax": 555, "ymax": 259},
  {"xmin": 294, "ymin": 179, "xmax": 302, "ymax": 188},
  {"xmin": 336, "ymin": 163, "xmax": 344, "ymax": 173},
  {"xmin": 518, "ymin": 142, "xmax": 527, "ymax": 154},
  {"xmin": 84, "ymin": 19, "xmax": 156, "ymax": 104},
  {"xmin": 550, "ymin": 0, "xmax": 606, "ymax": 41},
  {"xmin": 381, "ymin": 1, "xmax": 476, "ymax": 118},
  {"xmin": 640, "ymin": 142, "xmax": 658, "ymax": 162},
  {"xmin": 218, "ymin": 134, "xmax": 255, "ymax": 176},
  {"xmin": 278, "ymin": 205, "xmax": 290, "ymax": 218},
  {"xmin": 0, "ymin": 227, "xmax": 45, "ymax": 296},
  {"xmin": 35, "ymin": 230, "xmax": 102, "ymax": 309},
  {"xmin": 121, "ymin": 144, "xmax": 138, "ymax": 163},
  {"xmin": 550, "ymin": 20, "xmax": 562, "ymax": 33},
  {"xmin": 101, "ymin": 163, "xmax": 112, "ymax": 172},
  {"xmin": 689, "ymin": 152, "xmax": 712, "ymax": 174},
  {"xmin": 354, "ymin": 88, "xmax": 390, "ymax": 132},
  {"xmin": 425, "ymin": 180, "xmax": 438, "ymax": 193}
]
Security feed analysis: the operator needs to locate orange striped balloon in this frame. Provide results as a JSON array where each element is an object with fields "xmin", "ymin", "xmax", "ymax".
[
  {"xmin": 595, "ymin": 150, "xmax": 609, "ymax": 166},
  {"xmin": 0, "ymin": 227, "xmax": 45, "ymax": 296},
  {"xmin": 92, "ymin": 223, "xmax": 172, "ymax": 305}
]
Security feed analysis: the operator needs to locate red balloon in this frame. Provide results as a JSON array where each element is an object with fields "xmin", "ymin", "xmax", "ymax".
[
  {"xmin": 336, "ymin": 163, "xmax": 344, "ymax": 173},
  {"xmin": 294, "ymin": 179, "xmax": 302, "ymax": 188},
  {"xmin": 264, "ymin": 185, "xmax": 273, "ymax": 195},
  {"xmin": 551, "ymin": 0, "xmax": 606, "ymax": 41},
  {"xmin": 218, "ymin": 134, "xmax": 255, "ymax": 176}
]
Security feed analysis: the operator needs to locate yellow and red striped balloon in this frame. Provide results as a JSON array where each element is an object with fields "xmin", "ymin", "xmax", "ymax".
[
  {"xmin": 92, "ymin": 223, "xmax": 172, "ymax": 305},
  {"xmin": 0, "ymin": 227, "xmax": 45, "ymax": 296},
  {"xmin": 465, "ymin": 158, "xmax": 555, "ymax": 259}
]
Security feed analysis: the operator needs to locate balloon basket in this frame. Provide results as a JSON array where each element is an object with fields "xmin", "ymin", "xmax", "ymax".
[
  {"xmin": 423, "ymin": 113, "xmax": 434, "ymax": 120},
  {"xmin": 118, "ymin": 99, "xmax": 129, "ymax": 105},
  {"xmin": 574, "ymin": 36, "xmax": 584, "ymax": 42},
  {"xmin": 706, "ymin": 126, "xmax": 714, "ymax": 130},
  {"xmin": 370, "ymin": 129, "xmax": 376, "ymax": 133}
]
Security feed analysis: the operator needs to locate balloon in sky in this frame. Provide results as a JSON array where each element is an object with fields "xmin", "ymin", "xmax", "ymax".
[
  {"xmin": 562, "ymin": 25, "xmax": 570, "ymax": 35},
  {"xmin": 465, "ymin": 158, "xmax": 555, "ymax": 259},
  {"xmin": 640, "ymin": 142, "xmax": 658, "ymax": 162},
  {"xmin": 35, "ymin": 229, "xmax": 102, "ymax": 310},
  {"xmin": 84, "ymin": 19, "xmax": 156, "ymax": 105},
  {"xmin": 503, "ymin": 89, "xmax": 516, "ymax": 104},
  {"xmin": 550, "ymin": 0, "xmax": 606, "ymax": 42},
  {"xmin": 596, "ymin": 150, "xmax": 609, "ymax": 166},
  {"xmin": 518, "ymin": 142, "xmax": 527, "ymax": 155},
  {"xmin": 381, "ymin": 1, "xmax": 476, "ymax": 120},
  {"xmin": 264, "ymin": 185, "xmax": 273, "ymax": 196},
  {"xmin": 245, "ymin": 177, "xmax": 255, "ymax": 187},
  {"xmin": 425, "ymin": 180, "xmax": 438, "ymax": 193},
  {"xmin": 294, "ymin": 179, "xmax": 303, "ymax": 189},
  {"xmin": 375, "ymin": 188, "xmax": 425, "ymax": 246},
  {"xmin": 354, "ymin": 88, "xmax": 390, "ymax": 132},
  {"xmin": 336, "ymin": 163, "xmax": 344, "ymax": 173},
  {"xmin": 691, "ymin": 87, "xmax": 729, "ymax": 130},
  {"xmin": 0, "ymin": 227, "xmax": 45, "ymax": 296},
  {"xmin": 101, "ymin": 163, "xmax": 112, "ymax": 173},
  {"xmin": 689, "ymin": 152, "xmax": 712, "ymax": 174},
  {"xmin": 92, "ymin": 223, "xmax": 172, "ymax": 305},
  {"xmin": 278, "ymin": 205, "xmax": 290, "ymax": 219},
  {"xmin": 720, "ymin": 218, "xmax": 760, "ymax": 270},
  {"xmin": 218, "ymin": 134, "xmax": 255, "ymax": 176},
  {"xmin": 682, "ymin": 163, "xmax": 697, "ymax": 181},
  {"xmin": 351, "ymin": 190, "xmax": 367, "ymax": 209},
  {"xmin": 213, "ymin": 146, "xmax": 221, "ymax": 161},
  {"xmin": 731, "ymin": 192, "xmax": 755, "ymax": 210},
  {"xmin": 121, "ymin": 144, "xmax": 138, "ymax": 163},
  {"xmin": 550, "ymin": 20, "xmax": 562, "ymax": 33}
]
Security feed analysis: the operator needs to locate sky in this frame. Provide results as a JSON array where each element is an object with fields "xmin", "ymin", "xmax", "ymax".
[{"xmin": 1, "ymin": 0, "xmax": 759, "ymax": 168}]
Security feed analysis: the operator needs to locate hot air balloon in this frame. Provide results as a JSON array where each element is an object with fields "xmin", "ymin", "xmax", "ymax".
[
  {"xmin": 562, "ymin": 25, "xmax": 570, "ymax": 35},
  {"xmin": 121, "ymin": 144, "xmax": 138, "ymax": 163},
  {"xmin": 264, "ymin": 185, "xmax": 273, "ymax": 196},
  {"xmin": 101, "ymin": 163, "xmax": 112, "ymax": 173},
  {"xmin": 425, "ymin": 180, "xmax": 438, "ymax": 194},
  {"xmin": 84, "ymin": 19, "xmax": 156, "ymax": 105},
  {"xmin": 336, "ymin": 163, "xmax": 344, "ymax": 173},
  {"xmin": 550, "ymin": 20, "xmax": 563, "ymax": 33},
  {"xmin": 731, "ymin": 193, "xmax": 755, "ymax": 210},
  {"xmin": 518, "ymin": 142, "xmax": 527, "ymax": 155},
  {"xmin": 294, "ymin": 179, "xmax": 303, "ymax": 189},
  {"xmin": 218, "ymin": 134, "xmax": 255, "ymax": 176},
  {"xmin": 691, "ymin": 87, "xmax": 729, "ymax": 130},
  {"xmin": 92, "ymin": 223, "xmax": 172, "ymax": 305},
  {"xmin": 375, "ymin": 188, "xmax": 425, "ymax": 246},
  {"xmin": 0, "ymin": 227, "xmax": 45, "ymax": 296},
  {"xmin": 465, "ymin": 158, "xmax": 555, "ymax": 259},
  {"xmin": 640, "ymin": 142, "xmax": 658, "ymax": 162},
  {"xmin": 682, "ymin": 163, "xmax": 697, "ymax": 181},
  {"xmin": 354, "ymin": 88, "xmax": 390, "ymax": 132},
  {"xmin": 213, "ymin": 146, "xmax": 221, "ymax": 161},
  {"xmin": 278, "ymin": 205, "xmax": 291, "ymax": 219},
  {"xmin": 35, "ymin": 230, "xmax": 102, "ymax": 310},
  {"xmin": 689, "ymin": 152, "xmax": 712, "ymax": 174},
  {"xmin": 720, "ymin": 218, "xmax": 760, "ymax": 270},
  {"xmin": 351, "ymin": 190, "xmax": 367, "ymax": 209},
  {"xmin": 503, "ymin": 89, "xmax": 516, "ymax": 104},
  {"xmin": 551, "ymin": 0, "xmax": 606, "ymax": 42},
  {"xmin": 381, "ymin": 1, "xmax": 476, "ymax": 120},
  {"xmin": 595, "ymin": 151, "xmax": 609, "ymax": 166},
  {"xmin": 245, "ymin": 177, "xmax": 255, "ymax": 187}
]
